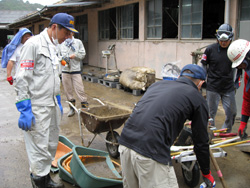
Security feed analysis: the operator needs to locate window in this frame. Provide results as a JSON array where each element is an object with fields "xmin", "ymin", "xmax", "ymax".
[
  {"xmin": 163, "ymin": 0, "xmax": 179, "ymax": 38},
  {"xmin": 109, "ymin": 8, "xmax": 117, "ymax": 39},
  {"xmin": 239, "ymin": 0, "xmax": 250, "ymax": 40},
  {"xmin": 241, "ymin": 0, "xmax": 250, "ymax": 20},
  {"xmin": 99, "ymin": 10, "xmax": 110, "ymax": 40},
  {"xmin": 181, "ymin": 0, "xmax": 203, "ymax": 39},
  {"xmin": 98, "ymin": 3, "xmax": 138, "ymax": 40},
  {"xmin": 121, "ymin": 4, "xmax": 135, "ymax": 39},
  {"xmin": 146, "ymin": 0, "xmax": 178, "ymax": 39},
  {"xmin": 146, "ymin": 0, "xmax": 223, "ymax": 39},
  {"xmin": 203, "ymin": 0, "xmax": 224, "ymax": 38},
  {"xmin": 75, "ymin": 15, "xmax": 88, "ymax": 42},
  {"xmin": 181, "ymin": 0, "xmax": 224, "ymax": 39},
  {"xmin": 98, "ymin": 8, "xmax": 116, "ymax": 40},
  {"xmin": 147, "ymin": 0, "xmax": 162, "ymax": 38}
]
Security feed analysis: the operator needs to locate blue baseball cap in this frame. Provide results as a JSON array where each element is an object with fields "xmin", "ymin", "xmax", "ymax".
[
  {"xmin": 180, "ymin": 64, "xmax": 206, "ymax": 80},
  {"xmin": 51, "ymin": 13, "xmax": 78, "ymax": 33}
]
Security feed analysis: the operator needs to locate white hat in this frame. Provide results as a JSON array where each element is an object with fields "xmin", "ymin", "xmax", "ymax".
[{"xmin": 227, "ymin": 39, "xmax": 250, "ymax": 68}]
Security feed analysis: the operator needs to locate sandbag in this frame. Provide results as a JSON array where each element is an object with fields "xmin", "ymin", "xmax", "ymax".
[{"xmin": 119, "ymin": 67, "xmax": 155, "ymax": 91}]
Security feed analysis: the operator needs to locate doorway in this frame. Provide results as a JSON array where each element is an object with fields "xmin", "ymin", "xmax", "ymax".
[{"xmin": 75, "ymin": 14, "xmax": 88, "ymax": 65}]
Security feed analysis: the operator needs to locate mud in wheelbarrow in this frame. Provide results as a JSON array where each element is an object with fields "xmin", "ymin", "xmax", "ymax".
[{"xmin": 79, "ymin": 105, "xmax": 131, "ymax": 158}]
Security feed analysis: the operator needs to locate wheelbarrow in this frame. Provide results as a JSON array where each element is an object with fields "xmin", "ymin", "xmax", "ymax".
[
  {"xmin": 66, "ymin": 98, "xmax": 131, "ymax": 159},
  {"xmin": 171, "ymin": 125, "xmax": 247, "ymax": 188}
]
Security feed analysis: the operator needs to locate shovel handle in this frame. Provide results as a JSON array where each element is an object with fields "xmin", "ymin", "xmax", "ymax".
[{"xmin": 209, "ymin": 148, "xmax": 228, "ymax": 188}]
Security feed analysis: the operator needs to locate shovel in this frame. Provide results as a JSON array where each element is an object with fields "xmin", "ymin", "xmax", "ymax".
[{"xmin": 209, "ymin": 147, "xmax": 228, "ymax": 188}]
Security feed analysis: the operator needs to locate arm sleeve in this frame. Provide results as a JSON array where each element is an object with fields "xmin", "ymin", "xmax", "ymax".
[
  {"xmin": 57, "ymin": 44, "xmax": 63, "ymax": 62},
  {"xmin": 58, "ymin": 44, "xmax": 70, "ymax": 60},
  {"xmin": 74, "ymin": 40, "xmax": 86, "ymax": 61},
  {"xmin": 9, "ymin": 48, "xmax": 18, "ymax": 62},
  {"xmin": 15, "ymin": 42, "xmax": 35, "ymax": 102},
  {"xmin": 200, "ymin": 48, "xmax": 210, "ymax": 66},
  {"xmin": 191, "ymin": 101, "xmax": 210, "ymax": 175}
]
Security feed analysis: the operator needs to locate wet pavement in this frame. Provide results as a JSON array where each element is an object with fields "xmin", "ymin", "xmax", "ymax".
[{"xmin": 0, "ymin": 65, "xmax": 250, "ymax": 188}]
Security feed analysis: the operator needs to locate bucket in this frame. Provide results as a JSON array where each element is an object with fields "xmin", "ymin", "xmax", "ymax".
[
  {"xmin": 70, "ymin": 146, "xmax": 123, "ymax": 188},
  {"xmin": 58, "ymin": 152, "xmax": 78, "ymax": 185}
]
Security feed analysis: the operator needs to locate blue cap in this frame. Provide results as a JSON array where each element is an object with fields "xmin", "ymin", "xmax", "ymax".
[
  {"xmin": 180, "ymin": 64, "xmax": 206, "ymax": 80},
  {"xmin": 51, "ymin": 13, "xmax": 78, "ymax": 33}
]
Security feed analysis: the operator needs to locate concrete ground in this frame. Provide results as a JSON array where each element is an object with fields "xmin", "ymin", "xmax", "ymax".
[{"xmin": 0, "ymin": 65, "xmax": 250, "ymax": 188}]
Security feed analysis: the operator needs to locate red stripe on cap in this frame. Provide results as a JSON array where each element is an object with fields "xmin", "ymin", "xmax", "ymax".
[{"xmin": 233, "ymin": 54, "xmax": 241, "ymax": 61}]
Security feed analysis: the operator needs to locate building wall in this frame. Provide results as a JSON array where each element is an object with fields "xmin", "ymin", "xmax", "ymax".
[
  {"xmin": 12, "ymin": 0, "xmax": 240, "ymax": 79},
  {"xmin": 81, "ymin": 0, "xmax": 219, "ymax": 78}
]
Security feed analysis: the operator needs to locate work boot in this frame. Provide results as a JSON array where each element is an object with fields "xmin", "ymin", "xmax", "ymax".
[
  {"xmin": 30, "ymin": 173, "xmax": 64, "ymax": 188},
  {"xmin": 81, "ymin": 101, "xmax": 89, "ymax": 109},
  {"xmin": 67, "ymin": 99, "xmax": 75, "ymax": 117},
  {"xmin": 31, "ymin": 173, "xmax": 45, "ymax": 188},
  {"xmin": 45, "ymin": 174, "xmax": 64, "ymax": 188}
]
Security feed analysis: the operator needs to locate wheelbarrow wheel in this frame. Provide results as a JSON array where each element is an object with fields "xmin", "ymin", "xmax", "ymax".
[
  {"xmin": 106, "ymin": 131, "xmax": 120, "ymax": 159},
  {"xmin": 181, "ymin": 161, "xmax": 200, "ymax": 188}
]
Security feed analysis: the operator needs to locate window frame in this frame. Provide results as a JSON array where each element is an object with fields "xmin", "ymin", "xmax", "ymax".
[
  {"xmin": 98, "ymin": 10, "xmax": 110, "ymax": 40},
  {"xmin": 146, "ymin": 0, "xmax": 163, "ymax": 39},
  {"xmin": 180, "ymin": 0, "xmax": 203, "ymax": 39},
  {"xmin": 120, "ymin": 4, "xmax": 134, "ymax": 39},
  {"xmin": 75, "ymin": 14, "xmax": 88, "ymax": 42},
  {"xmin": 98, "ymin": 3, "xmax": 139, "ymax": 40}
]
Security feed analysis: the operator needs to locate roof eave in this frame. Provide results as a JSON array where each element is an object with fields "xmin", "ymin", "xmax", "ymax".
[{"xmin": 8, "ymin": 1, "xmax": 102, "ymax": 29}]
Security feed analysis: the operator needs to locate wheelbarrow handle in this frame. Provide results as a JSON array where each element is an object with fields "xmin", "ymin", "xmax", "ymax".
[{"xmin": 93, "ymin": 98, "xmax": 105, "ymax": 106}]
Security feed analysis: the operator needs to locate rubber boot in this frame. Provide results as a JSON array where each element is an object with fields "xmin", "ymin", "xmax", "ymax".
[
  {"xmin": 67, "ymin": 99, "xmax": 75, "ymax": 117},
  {"xmin": 45, "ymin": 174, "xmax": 64, "ymax": 188},
  {"xmin": 30, "ymin": 173, "xmax": 45, "ymax": 188},
  {"xmin": 81, "ymin": 101, "xmax": 89, "ymax": 109},
  {"xmin": 30, "ymin": 173, "xmax": 64, "ymax": 188}
]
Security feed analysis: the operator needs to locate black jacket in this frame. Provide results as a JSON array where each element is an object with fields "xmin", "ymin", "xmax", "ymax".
[
  {"xmin": 201, "ymin": 43, "xmax": 235, "ymax": 93},
  {"xmin": 119, "ymin": 77, "xmax": 210, "ymax": 175}
]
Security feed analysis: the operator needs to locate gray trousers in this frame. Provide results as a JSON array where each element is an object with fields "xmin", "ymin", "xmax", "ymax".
[
  {"xmin": 206, "ymin": 90, "xmax": 237, "ymax": 132},
  {"xmin": 62, "ymin": 73, "xmax": 87, "ymax": 102},
  {"xmin": 23, "ymin": 105, "xmax": 61, "ymax": 176}
]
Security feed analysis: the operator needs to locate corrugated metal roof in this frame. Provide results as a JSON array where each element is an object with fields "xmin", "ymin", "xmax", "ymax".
[
  {"xmin": 0, "ymin": 10, "xmax": 34, "ymax": 24},
  {"xmin": 45, "ymin": 1, "xmax": 100, "ymax": 8},
  {"xmin": 8, "ymin": 1, "xmax": 102, "ymax": 29}
]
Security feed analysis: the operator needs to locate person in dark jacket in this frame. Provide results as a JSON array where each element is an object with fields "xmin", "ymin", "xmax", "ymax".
[
  {"xmin": 200, "ymin": 23, "xmax": 236, "ymax": 133},
  {"xmin": 119, "ymin": 64, "xmax": 215, "ymax": 188}
]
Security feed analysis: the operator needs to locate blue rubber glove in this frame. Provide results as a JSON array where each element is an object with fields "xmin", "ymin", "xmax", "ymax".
[
  {"xmin": 56, "ymin": 95, "xmax": 63, "ymax": 115},
  {"xmin": 16, "ymin": 99, "xmax": 35, "ymax": 131}
]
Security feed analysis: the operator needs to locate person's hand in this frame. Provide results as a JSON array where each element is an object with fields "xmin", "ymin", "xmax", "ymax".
[
  {"xmin": 61, "ymin": 56, "xmax": 70, "ymax": 66},
  {"xmin": 69, "ymin": 54, "xmax": 76, "ymax": 59},
  {"xmin": 238, "ymin": 122, "xmax": 248, "ymax": 140},
  {"xmin": 56, "ymin": 95, "xmax": 63, "ymax": 116},
  {"xmin": 202, "ymin": 171, "xmax": 215, "ymax": 188},
  {"xmin": 7, "ymin": 76, "xmax": 13, "ymax": 85},
  {"xmin": 16, "ymin": 99, "xmax": 35, "ymax": 131}
]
